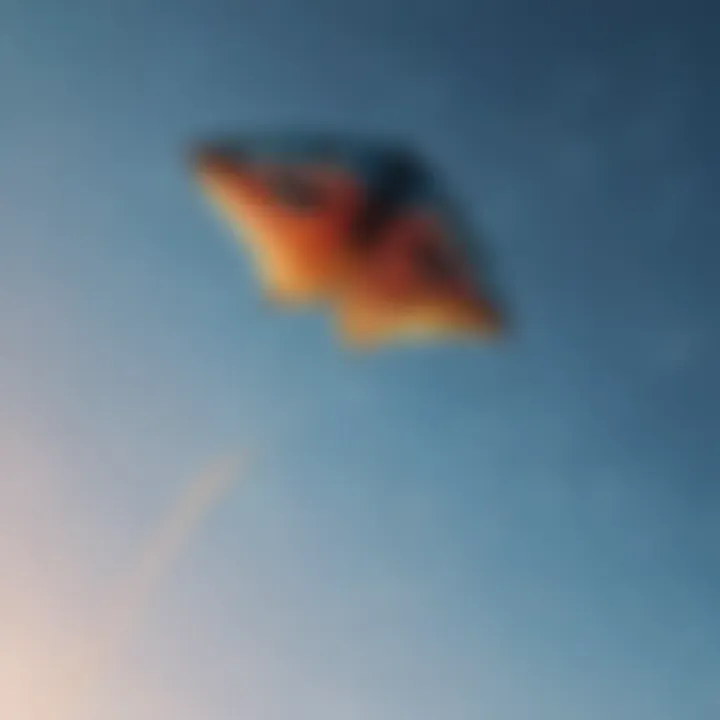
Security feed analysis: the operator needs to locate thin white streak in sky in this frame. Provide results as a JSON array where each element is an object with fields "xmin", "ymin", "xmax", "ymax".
[{"xmin": 62, "ymin": 453, "xmax": 245, "ymax": 720}]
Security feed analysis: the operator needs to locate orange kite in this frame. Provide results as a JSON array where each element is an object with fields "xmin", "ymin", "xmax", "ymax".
[{"xmin": 192, "ymin": 136, "xmax": 502, "ymax": 348}]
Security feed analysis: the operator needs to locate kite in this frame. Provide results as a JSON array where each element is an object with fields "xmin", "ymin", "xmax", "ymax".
[{"xmin": 191, "ymin": 133, "xmax": 503, "ymax": 348}]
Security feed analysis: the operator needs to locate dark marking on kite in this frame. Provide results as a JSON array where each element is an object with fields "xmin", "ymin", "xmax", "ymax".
[
  {"xmin": 268, "ymin": 170, "xmax": 323, "ymax": 211},
  {"xmin": 412, "ymin": 237, "xmax": 455, "ymax": 282},
  {"xmin": 351, "ymin": 152, "xmax": 423, "ymax": 249}
]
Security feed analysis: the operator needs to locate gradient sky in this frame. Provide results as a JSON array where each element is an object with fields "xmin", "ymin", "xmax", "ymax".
[{"xmin": 1, "ymin": 1, "xmax": 719, "ymax": 718}]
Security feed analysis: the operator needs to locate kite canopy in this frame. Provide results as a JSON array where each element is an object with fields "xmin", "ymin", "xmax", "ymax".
[{"xmin": 191, "ymin": 131, "xmax": 504, "ymax": 348}]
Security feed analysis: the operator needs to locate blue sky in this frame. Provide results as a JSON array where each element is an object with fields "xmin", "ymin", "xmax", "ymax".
[{"xmin": 0, "ymin": 1, "xmax": 718, "ymax": 718}]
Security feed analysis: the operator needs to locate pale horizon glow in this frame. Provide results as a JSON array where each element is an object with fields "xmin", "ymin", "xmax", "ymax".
[{"xmin": 0, "ymin": 444, "xmax": 243, "ymax": 720}]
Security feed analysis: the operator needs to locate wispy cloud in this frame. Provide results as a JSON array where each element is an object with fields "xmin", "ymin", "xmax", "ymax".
[{"xmin": 0, "ymin": 451, "xmax": 245, "ymax": 720}]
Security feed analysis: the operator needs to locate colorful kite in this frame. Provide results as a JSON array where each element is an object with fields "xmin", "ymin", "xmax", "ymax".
[{"xmin": 192, "ymin": 134, "xmax": 503, "ymax": 348}]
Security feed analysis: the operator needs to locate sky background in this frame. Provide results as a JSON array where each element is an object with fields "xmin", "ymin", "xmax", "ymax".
[{"xmin": 1, "ymin": 0, "xmax": 719, "ymax": 718}]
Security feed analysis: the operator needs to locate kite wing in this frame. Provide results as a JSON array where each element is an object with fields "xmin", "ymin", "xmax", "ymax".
[
  {"xmin": 194, "ymin": 149, "xmax": 365, "ymax": 305},
  {"xmin": 334, "ymin": 209, "xmax": 501, "ymax": 346}
]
